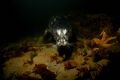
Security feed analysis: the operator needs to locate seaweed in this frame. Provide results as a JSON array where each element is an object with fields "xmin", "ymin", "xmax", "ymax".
[{"xmin": 33, "ymin": 64, "xmax": 56, "ymax": 80}]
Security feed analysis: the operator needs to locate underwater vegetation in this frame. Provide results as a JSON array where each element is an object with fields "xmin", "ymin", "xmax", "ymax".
[{"xmin": 0, "ymin": 14, "xmax": 120, "ymax": 80}]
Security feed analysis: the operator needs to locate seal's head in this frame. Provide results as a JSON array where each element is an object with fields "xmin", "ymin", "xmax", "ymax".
[
  {"xmin": 48, "ymin": 16, "xmax": 72, "ymax": 46},
  {"xmin": 56, "ymin": 28, "xmax": 68, "ymax": 46}
]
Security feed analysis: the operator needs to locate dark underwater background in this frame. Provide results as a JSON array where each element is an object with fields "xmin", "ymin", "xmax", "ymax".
[{"xmin": 2, "ymin": 0, "xmax": 120, "ymax": 44}]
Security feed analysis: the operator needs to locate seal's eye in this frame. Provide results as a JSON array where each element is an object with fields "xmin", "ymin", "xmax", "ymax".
[
  {"xmin": 56, "ymin": 29, "xmax": 67, "ymax": 36},
  {"xmin": 63, "ymin": 29, "xmax": 67, "ymax": 34},
  {"xmin": 57, "ymin": 29, "xmax": 61, "ymax": 36}
]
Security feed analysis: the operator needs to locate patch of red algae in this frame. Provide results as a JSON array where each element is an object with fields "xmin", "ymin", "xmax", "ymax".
[{"xmin": 33, "ymin": 64, "xmax": 56, "ymax": 80}]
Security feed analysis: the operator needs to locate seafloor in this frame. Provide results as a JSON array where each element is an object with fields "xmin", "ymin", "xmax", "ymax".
[{"xmin": 0, "ymin": 14, "xmax": 120, "ymax": 80}]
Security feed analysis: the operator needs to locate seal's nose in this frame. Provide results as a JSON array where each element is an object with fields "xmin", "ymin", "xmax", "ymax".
[{"xmin": 57, "ymin": 39, "xmax": 67, "ymax": 46}]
